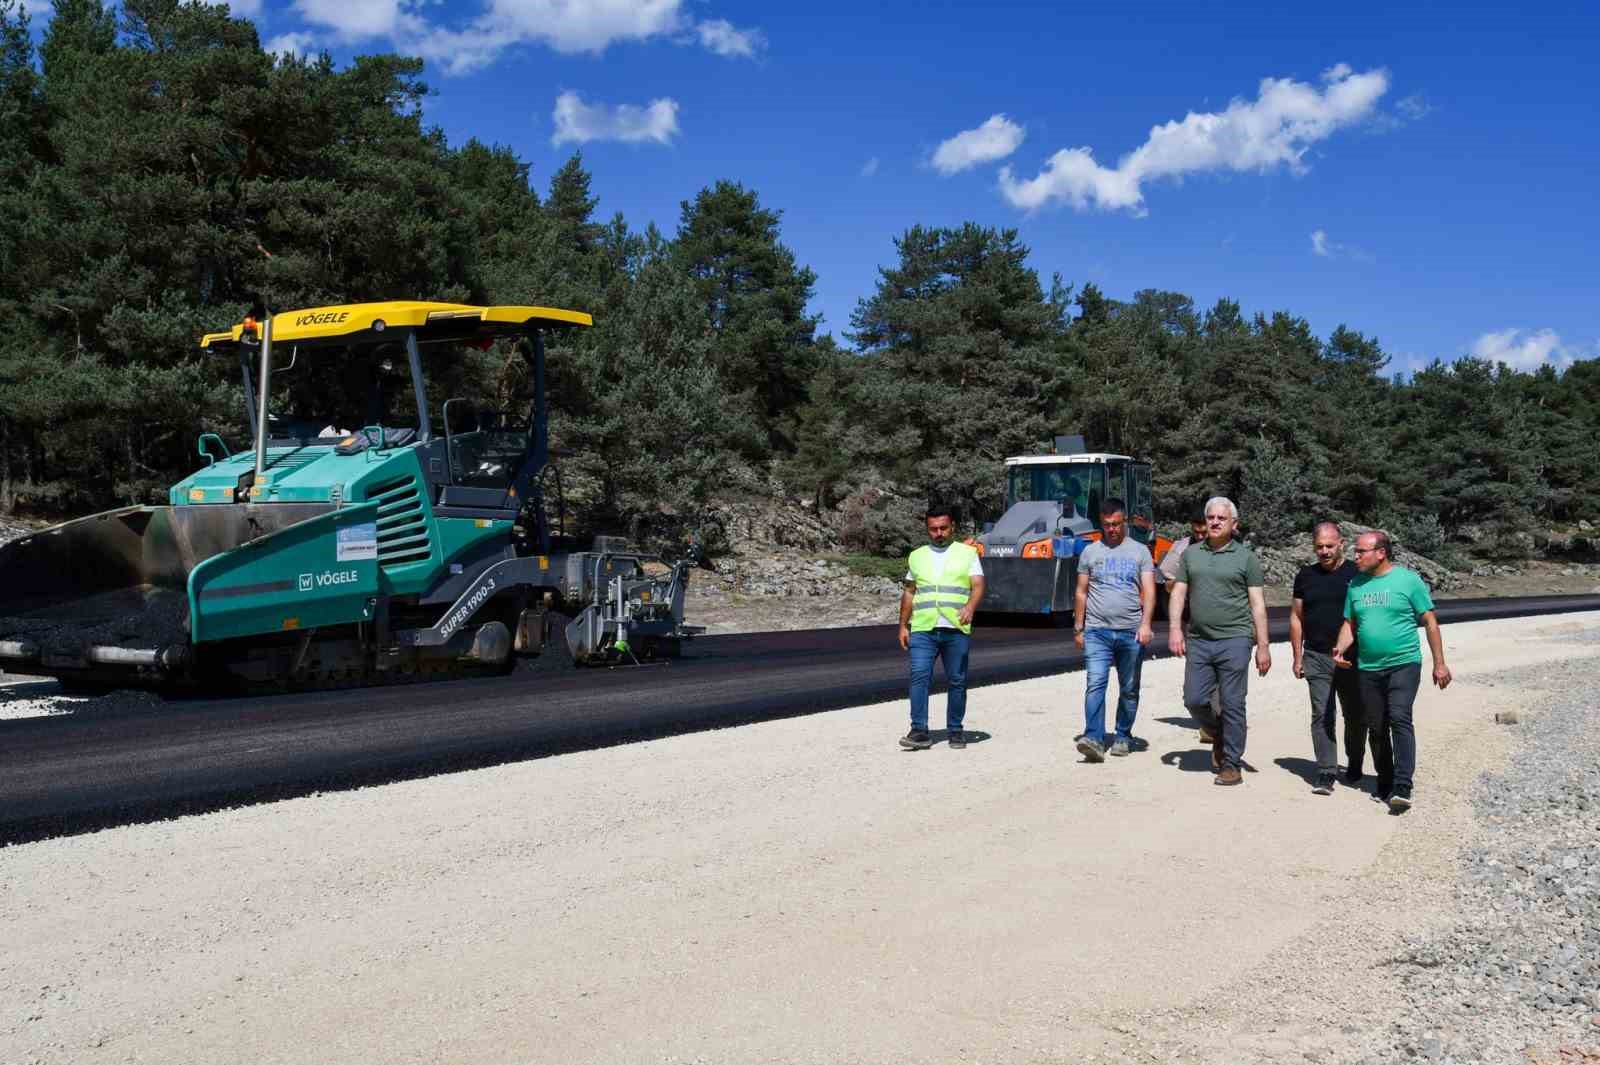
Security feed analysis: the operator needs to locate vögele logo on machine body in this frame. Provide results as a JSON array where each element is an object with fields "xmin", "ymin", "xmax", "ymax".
[{"xmin": 299, "ymin": 570, "xmax": 359, "ymax": 592}]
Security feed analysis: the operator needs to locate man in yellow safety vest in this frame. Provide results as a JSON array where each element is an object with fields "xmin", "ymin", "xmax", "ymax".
[{"xmin": 898, "ymin": 502, "xmax": 986, "ymax": 750}]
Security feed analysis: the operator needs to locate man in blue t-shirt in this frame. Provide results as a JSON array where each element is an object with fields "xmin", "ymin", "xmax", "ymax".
[{"xmin": 1072, "ymin": 498, "xmax": 1156, "ymax": 762}]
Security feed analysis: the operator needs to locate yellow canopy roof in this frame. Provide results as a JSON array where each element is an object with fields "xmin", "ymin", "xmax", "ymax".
[{"xmin": 199, "ymin": 301, "xmax": 592, "ymax": 352}]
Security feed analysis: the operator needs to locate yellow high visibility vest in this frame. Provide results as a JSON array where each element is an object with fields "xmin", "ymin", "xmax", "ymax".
[{"xmin": 907, "ymin": 542, "xmax": 978, "ymax": 634}]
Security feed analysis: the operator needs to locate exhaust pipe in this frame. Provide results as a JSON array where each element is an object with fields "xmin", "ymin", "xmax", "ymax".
[
  {"xmin": 253, "ymin": 314, "xmax": 274, "ymax": 488},
  {"xmin": 83, "ymin": 644, "xmax": 190, "ymax": 672}
]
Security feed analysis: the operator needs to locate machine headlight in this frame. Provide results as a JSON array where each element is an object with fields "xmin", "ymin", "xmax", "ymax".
[{"xmin": 1021, "ymin": 539, "xmax": 1054, "ymax": 560}]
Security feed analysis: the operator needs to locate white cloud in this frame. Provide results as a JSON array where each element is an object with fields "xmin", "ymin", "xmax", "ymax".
[
  {"xmin": 265, "ymin": 31, "xmax": 319, "ymax": 57},
  {"xmin": 403, "ymin": 1, "xmax": 684, "ymax": 74},
  {"xmin": 695, "ymin": 17, "xmax": 764, "ymax": 58},
  {"xmin": 293, "ymin": 0, "xmax": 413, "ymax": 39},
  {"xmin": 1308, "ymin": 227, "xmax": 1374, "ymax": 262},
  {"xmin": 1469, "ymin": 328, "xmax": 1589, "ymax": 372},
  {"xmin": 227, "ymin": 0, "xmax": 263, "ymax": 16},
  {"xmin": 474, "ymin": 0, "xmax": 681, "ymax": 53},
  {"xmin": 1396, "ymin": 93, "xmax": 1433, "ymax": 120},
  {"xmin": 999, "ymin": 64, "xmax": 1389, "ymax": 214},
  {"xmin": 932, "ymin": 114, "xmax": 1026, "ymax": 175},
  {"xmin": 291, "ymin": 0, "xmax": 764, "ymax": 75},
  {"xmin": 860, "ymin": 156, "xmax": 880, "ymax": 178},
  {"xmin": 551, "ymin": 91, "xmax": 679, "ymax": 146}
]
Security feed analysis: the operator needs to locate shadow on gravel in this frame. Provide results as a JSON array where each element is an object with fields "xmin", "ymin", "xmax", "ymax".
[
  {"xmin": 1160, "ymin": 748, "xmax": 1257, "ymax": 774},
  {"xmin": 1273, "ymin": 756, "xmax": 1322, "ymax": 785},
  {"xmin": 1155, "ymin": 715, "xmax": 1201, "ymax": 730},
  {"xmin": 1160, "ymin": 749, "xmax": 1214, "ymax": 773},
  {"xmin": 923, "ymin": 728, "xmax": 993, "ymax": 747}
]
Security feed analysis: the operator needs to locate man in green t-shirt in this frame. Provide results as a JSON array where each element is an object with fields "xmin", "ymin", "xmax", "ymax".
[
  {"xmin": 1333, "ymin": 530, "xmax": 1452, "ymax": 812},
  {"xmin": 1166, "ymin": 496, "xmax": 1272, "ymax": 786}
]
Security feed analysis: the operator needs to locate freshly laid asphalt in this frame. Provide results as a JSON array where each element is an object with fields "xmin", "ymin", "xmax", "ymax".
[{"xmin": 2, "ymin": 595, "xmax": 1598, "ymax": 845}]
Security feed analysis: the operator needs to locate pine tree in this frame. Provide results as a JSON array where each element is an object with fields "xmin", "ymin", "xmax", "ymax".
[
  {"xmin": 847, "ymin": 223, "xmax": 1072, "ymax": 520},
  {"xmin": 672, "ymin": 180, "xmax": 821, "ymax": 450}
]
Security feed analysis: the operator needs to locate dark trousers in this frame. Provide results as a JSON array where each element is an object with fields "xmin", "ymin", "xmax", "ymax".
[
  {"xmin": 1357, "ymin": 662, "xmax": 1422, "ymax": 795},
  {"xmin": 1302, "ymin": 648, "xmax": 1366, "ymax": 775},
  {"xmin": 1183, "ymin": 636, "xmax": 1252, "ymax": 769}
]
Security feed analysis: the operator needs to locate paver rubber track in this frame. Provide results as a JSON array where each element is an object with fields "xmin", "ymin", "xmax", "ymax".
[{"xmin": 3, "ymin": 595, "xmax": 1597, "ymax": 845}]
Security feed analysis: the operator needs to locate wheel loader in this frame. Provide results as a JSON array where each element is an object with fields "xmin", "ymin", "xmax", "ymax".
[
  {"xmin": 973, "ymin": 437, "xmax": 1172, "ymax": 620},
  {"xmin": 0, "ymin": 301, "xmax": 702, "ymax": 690}
]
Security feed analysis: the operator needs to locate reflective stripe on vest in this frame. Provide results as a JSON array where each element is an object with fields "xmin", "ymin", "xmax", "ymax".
[{"xmin": 907, "ymin": 543, "xmax": 977, "ymax": 634}]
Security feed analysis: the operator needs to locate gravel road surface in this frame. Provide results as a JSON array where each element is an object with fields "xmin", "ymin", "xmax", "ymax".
[{"xmin": 3, "ymin": 613, "xmax": 1599, "ymax": 1064}]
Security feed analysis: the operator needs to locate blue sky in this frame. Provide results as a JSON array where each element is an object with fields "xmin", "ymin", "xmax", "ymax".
[{"xmin": 87, "ymin": 0, "xmax": 1600, "ymax": 373}]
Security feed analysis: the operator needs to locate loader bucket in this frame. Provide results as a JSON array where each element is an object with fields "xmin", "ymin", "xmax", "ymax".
[{"xmin": 0, "ymin": 504, "xmax": 328, "ymax": 681}]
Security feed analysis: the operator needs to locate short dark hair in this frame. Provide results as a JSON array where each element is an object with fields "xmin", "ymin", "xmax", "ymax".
[
  {"xmin": 925, "ymin": 501, "xmax": 956, "ymax": 522},
  {"xmin": 1188, "ymin": 505, "xmax": 1207, "ymax": 523},
  {"xmin": 1100, "ymin": 497, "xmax": 1127, "ymax": 517}
]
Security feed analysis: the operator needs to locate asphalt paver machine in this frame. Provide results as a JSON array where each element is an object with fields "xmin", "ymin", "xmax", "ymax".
[{"xmin": 0, "ymin": 302, "xmax": 702, "ymax": 690}]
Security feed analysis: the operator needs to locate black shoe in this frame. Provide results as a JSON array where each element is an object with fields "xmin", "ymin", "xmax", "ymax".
[
  {"xmin": 1312, "ymin": 774, "xmax": 1336, "ymax": 795},
  {"xmin": 900, "ymin": 729, "xmax": 933, "ymax": 750},
  {"xmin": 1372, "ymin": 789, "xmax": 1391, "ymax": 804},
  {"xmin": 1342, "ymin": 767, "xmax": 1364, "ymax": 786},
  {"xmin": 1388, "ymin": 787, "xmax": 1412, "ymax": 811},
  {"xmin": 948, "ymin": 730, "xmax": 967, "ymax": 749}
]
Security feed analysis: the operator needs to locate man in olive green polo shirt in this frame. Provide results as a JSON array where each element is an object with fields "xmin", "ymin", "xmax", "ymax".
[{"xmin": 1166, "ymin": 496, "xmax": 1272, "ymax": 786}]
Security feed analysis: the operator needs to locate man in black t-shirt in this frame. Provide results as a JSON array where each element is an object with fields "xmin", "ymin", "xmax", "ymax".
[{"xmin": 1290, "ymin": 522, "xmax": 1365, "ymax": 794}]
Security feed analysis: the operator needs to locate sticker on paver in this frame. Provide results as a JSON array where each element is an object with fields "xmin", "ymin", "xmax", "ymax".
[{"xmin": 337, "ymin": 522, "xmax": 378, "ymax": 561}]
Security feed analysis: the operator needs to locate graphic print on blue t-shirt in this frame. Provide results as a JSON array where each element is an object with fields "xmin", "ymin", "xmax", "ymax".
[{"xmin": 1080, "ymin": 539, "xmax": 1154, "ymax": 631}]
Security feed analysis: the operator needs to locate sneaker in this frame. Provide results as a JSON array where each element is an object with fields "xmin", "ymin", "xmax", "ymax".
[
  {"xmin": 1108, "ymin": 738, "xmax": 1132, "ymax": 757},
  {"xmin": 1342, "ymin": 767, "xmax": 1364, "ymax": 786},
  {"xmin": 1388, "ymin": 788, "xmax": 1412, "ymax": 811},
  {"xmin": 1215, "ymin": 765, "xmax": 1242, "ymax": 786},
  {"xmin": 1075, "ymin": 736, "xmax": 1107, "ymax": 763},
  {"xmin": 1197, "ymin": 725, "xmax": 1217, "ymax": 744},
  {"xmin": 1312, "ymin": 774, "xmax": 1336, "ymax": 795},
  {"xmin": 1372, "ymin": 790, "xmax": 1391, "ymax": 804},
  {"xmin": 900, "ymin": 729, "xmax": 933, "ymax": 751},
  {"xmin": 948, "ymin": 730, "xmax": 967, "ymax": 750}
]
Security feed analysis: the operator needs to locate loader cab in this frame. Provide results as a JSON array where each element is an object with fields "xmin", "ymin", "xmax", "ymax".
[{"xmin": 1003, "ymin": 453, "xmax": 1154, "ymax": 543}]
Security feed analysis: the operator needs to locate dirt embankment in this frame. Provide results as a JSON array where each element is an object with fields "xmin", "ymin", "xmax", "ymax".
[{"xmin": 686, "ymin": 503, "xmax": 1600, "ymax": 635}]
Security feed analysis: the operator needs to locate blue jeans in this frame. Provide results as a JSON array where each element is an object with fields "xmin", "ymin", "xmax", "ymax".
[
  {"xmin": 1082, "ymin": 627, "xmax": 1144, "ymax": 745},
  {"xmin": 908, "ymin": 628, "xmax": 970, "ymax": 732}
]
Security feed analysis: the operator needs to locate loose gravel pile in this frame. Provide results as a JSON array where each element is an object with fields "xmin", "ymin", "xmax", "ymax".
[
  {"xmin": 1359, "ymin": 630, "xmax": 1600, "ymax": 1064},
  {"xmin": 0, "ymin": 586, "xmax": 190, "ymax": 655}
]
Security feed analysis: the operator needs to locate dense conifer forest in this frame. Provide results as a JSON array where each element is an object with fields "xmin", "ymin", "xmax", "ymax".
[{"xmin": 4, "ymin": 0, "xmax": 1598, "ymax": 556}]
